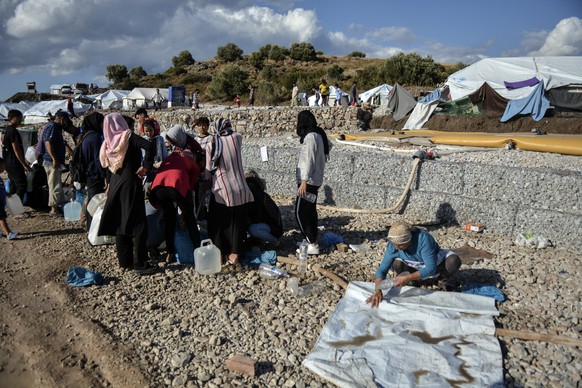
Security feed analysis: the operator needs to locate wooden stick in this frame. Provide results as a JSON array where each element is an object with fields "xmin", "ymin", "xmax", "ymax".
[{"xmin": 495, "ymin": 328, "xmax": 582, "ymax": 347}]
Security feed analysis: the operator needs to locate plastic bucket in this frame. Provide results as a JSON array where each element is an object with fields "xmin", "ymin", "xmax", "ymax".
[
  {"xmin": 64, "ymin": 200, "xmax": 82, "ymax": 221},
  {"xmin": 194, "ymin": 239, "xmax": 221, "ymax": 275}
]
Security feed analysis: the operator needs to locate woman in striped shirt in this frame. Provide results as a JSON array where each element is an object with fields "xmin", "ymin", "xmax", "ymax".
[{"xmin": 206, "ymin": 118, "xmax": 253, "ymax": 265}]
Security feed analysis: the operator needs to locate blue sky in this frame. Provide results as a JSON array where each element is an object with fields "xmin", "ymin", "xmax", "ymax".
[{"xmin": 0, "ymin": 0, "xmax": 580, "ymax": 101}]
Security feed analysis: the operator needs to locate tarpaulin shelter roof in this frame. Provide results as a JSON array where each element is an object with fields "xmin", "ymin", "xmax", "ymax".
[
  {"xmin": 22, "ymin": 100, "xmax": 92, "ymax": 124},
  {"xmin": 386, "ymin": 83, "xmax": 417, "ymax": 121},
  {"xmin": 359, "ymin": 84, "xmax": 392, "ymax": 103},
  {"xmin": 95, "ymin": 89, "xmax": 130, "ymax": 109},
  {"xmin": 445, "ymin": 57, "xmax": 582, "ymax": 101}
]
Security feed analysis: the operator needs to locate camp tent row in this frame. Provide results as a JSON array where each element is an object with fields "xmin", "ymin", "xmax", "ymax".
[{"xmin": 397, "ymin": 56, "xmax": 582, "ymax": 129}]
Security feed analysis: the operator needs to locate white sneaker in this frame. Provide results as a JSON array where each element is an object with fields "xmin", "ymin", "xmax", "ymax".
[{"xmin": 296, "ymin": 243, "xmax": 320, "ymax": 255}]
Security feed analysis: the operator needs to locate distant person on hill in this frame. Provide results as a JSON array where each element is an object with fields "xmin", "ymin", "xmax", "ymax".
[
  {"xmin": 0, "ymin": 157, "xmax": 18, "ymax": 240},
  {"xmin": 191, "ymin": 90, "xmax": 200, "ymax": 109},
  {"xmin": 334, "ymin": 84, "xmax": 344, "ymax": 106},
  {"xmin": 234, "ymin": 95, "xmax": 241, "ymax": 107},
  {"xmin": 248, "ymin": 85, "xmax": 256, "ymax": 106},
  {"xmin": 311, "ymin": 88, "xmax": 320, "ymax": 107},
  {"xmin": 1, "ymin": 110, "xmax": 30, "ymax": 202},
  {"xmin": 366, "ymin": 221, "xmax": 462, "ymax": 308},
  {"xmin": 319, "ymin": 79, "xmax": 330, "ymax": 107},
  {"xmin": 67, "ymin": 97, "xmax": 78, "ymax": 118},
  {"xmin": 349, "ymin": 82, "xmax": 357, "ymax": 106},
  {"xmin": 291, "ymin": 83, "xmax": 299, "ymax": 107},
  {"xmin": 151, "ymin": 89, "xmax": 164, "ymax": 111}
]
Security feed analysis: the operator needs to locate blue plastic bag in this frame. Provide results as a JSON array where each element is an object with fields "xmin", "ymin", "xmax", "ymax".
[
  {"xmin": 175, "ymin": 227, "xmax": 194, "ymax": 264},
  {"xmin": 461, "ymin": 283, "xmax": 505, "ymax": 302},
  {"xmin": 321, "ymin": 232, "xmax": 343, "ymax": 248},
  {"xmin": 66, "ymin": 267, "xmax": 103, "ymax": 287},
  {"xmin": 241, "ymin": 250, "xmax": 277, "ymax": 267}
]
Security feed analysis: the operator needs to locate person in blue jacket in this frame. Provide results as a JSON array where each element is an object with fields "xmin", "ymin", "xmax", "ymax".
[{"xmin": 367, "ymin": 221, "xmax": 461, "ymax": 308}]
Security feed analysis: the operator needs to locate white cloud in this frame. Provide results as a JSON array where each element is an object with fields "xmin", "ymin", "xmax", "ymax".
[
  {"xmin": 365, "ymin": 27, "xmax": 416, "ymax": 45},
  {"xmin": 327, "ymin": 31, "xmax": 402, "ymax": 58},
  {"xmin": 528, "ymin": 17, "xmax": 582, "ymax": 56}
]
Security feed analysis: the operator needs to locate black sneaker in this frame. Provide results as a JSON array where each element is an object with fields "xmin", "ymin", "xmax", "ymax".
[{"xmin": 133, "ymin": 263, "xmax": 157, "ymax": 275}]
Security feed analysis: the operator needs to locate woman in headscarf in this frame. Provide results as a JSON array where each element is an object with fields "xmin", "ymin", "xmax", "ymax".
[
  {"xmin": 206, "ymin": 118, "xmax": 253, "ymax": 265},
  {"xmin": 79, "ymin": 112, "xmax": 106, "ymax": 230},
  {"xmin": 150, "ymin": 125, "xmax": 202, "ymax": 263},
  {"xmin": 366, "ymin": 221, "xmax": 462, "ymax": 308},
  {"xmin": 98, "ymin": 112, "xmax": 156, "ymax": 274},
  {"xmin": 295, "ymin": 110, "xmax": 331, "ymax": 256}
]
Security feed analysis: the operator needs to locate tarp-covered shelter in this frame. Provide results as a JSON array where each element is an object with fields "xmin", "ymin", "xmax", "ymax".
[
  {"xmin": 359, "ymin": 84, "xmax": 392, "ymax": 104},
  {"xmin": 501, "ymin": 80, "xmax": 550, "ymax": 122},
  {"xmin": 468, "ymin": 82, "xmax": 510, "ymax": 116},
  {"xmin": 23, "ymin": 100, "xmax": 92, "ymax": 124},
  {"xmin": 95, "ymin": 89, "xmax": 130, "ymax": 110},
  {"xmin": 123, "ymin": 88, "xmax": 168, "ymax": 110},
  {"xmin": 385, "ymin": 83, "xmax": 417, "ymax": 121},
  {"xmin": 0, "ymin": 101, "xmax": 37, "ymax": 121},
  {"xmin": 445, "ymin": 57, "xmax": 582, "ymax": 102}
]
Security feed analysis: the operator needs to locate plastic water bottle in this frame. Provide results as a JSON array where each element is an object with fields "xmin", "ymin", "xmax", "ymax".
[
  {"xmin": 297, "ymin": 240, "xmax": 308, "ymax": 273},
  {"xmin": 258, "ymin": 263, "xmax": 289, "ymax": 279},
  {"xmin": 378, "ymin": 271, "xmax": 410, "ymax": 291},
  {"xmin": 297, "ymin": 280, "xmax": 326, "ymax": 297}
]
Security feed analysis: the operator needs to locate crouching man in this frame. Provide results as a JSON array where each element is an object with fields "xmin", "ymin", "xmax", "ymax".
[{"xmin": 366, "ymin": 221, "xmax": 461, "ymax": 308}]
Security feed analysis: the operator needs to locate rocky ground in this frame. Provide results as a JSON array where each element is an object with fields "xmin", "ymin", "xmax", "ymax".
[{"xmin": 0, "ymin": 135, "xmax": 581, "ymax": 387}]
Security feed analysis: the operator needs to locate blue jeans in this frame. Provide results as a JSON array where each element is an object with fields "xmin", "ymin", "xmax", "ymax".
[{"xmin": 248, "ymin": 223, "xmax": 278, "ymax": 245}]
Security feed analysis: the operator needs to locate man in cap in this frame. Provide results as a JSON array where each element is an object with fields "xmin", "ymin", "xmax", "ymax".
[
  {"xmin": 41, "ymin": 111, "xmax": 70, "ymax": 215},
  {"xmin": 366, "ymin": 221, "xmax": 461, "ymax": 308}
]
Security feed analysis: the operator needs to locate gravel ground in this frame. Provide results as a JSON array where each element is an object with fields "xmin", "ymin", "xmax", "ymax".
[
  {"xmin": 67, "ymin": 190, "xmax": 581, "ymax": 387},
  {"xmin": 5, "ymin": 133, "xmax": 579, "ymax": 387}
]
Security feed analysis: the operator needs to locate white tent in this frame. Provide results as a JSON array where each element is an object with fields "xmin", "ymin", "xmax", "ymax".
[
  {"xmin": 95, "ymin": 89, "xmax": 130, "ymax": 110},
  {"xmin": 358, "ymin": 84, "xmax": 392, "ymax": 104},
  {"xmin": 445, "ymin": 56, "xmax": 582, "ymax": 101},
  {"xmin": 123, "ymin": 87, "xmax": 168, "ymax": 110},
  {"xmin": 0, "ymin": 101, "xmax": 37, "ymax": 121},
  {"xmin": 22, "ymin": 100, "xmax": 92, "ymax": 124}
]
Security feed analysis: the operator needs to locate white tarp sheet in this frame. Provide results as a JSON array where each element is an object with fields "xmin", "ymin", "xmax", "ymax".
[
  {"xmin": 359, "ymin": 84, "xmax": 392, "ymax": 104},
  {"xmin": 23, "ymin": 100, "xmax": 92, "ymax": 124},
  {"xmin": 303, "ymin": 282, "xmax": 503, "ymax": 387},
  {"xmin": 445, "ymin": 56, "xmax": 582, "ymax": 101}
]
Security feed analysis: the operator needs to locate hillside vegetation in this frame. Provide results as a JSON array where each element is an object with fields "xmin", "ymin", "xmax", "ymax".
[{"xmin": 106, "ymin": 43, "xmax": 465, "ymax": 105}]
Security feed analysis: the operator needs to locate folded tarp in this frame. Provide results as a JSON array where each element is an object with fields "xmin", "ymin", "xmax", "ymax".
[
  {"xmin": 436, "ymin": 96, "xmax": 479, "ymax": 116},
  {"xmin": 468, "ymin": 82, "xmax": 510, "ymax": 116},
  {"xmin": 386, "ymin": 83, "xmax": 417, "ymax": 121},
  {"xmin": 504, "ymin": 77, "xmax": 539, "ymax": 89},
  {"xmin": 403, "ymin": 100, "xmax": 439, "ymax": 129},
  {"xmin": 501, "ymin": 80, "xmax": 550, "ymax": 122},
  {"xmin": 548, "ymin": 86, "xmax": 582, "ymax": 112},
  {"xmin": 303, "ymin": 282, "xmax": 503, "ymax": 387}
]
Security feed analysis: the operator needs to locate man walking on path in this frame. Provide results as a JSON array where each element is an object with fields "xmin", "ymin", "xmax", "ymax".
[
  {"xmin": 152, "ymin": 89, "xmax": 164, "ymax": 111},
  {"xmin": 291, "ymin": 84, "xmax": 299, "ymax": 107}
]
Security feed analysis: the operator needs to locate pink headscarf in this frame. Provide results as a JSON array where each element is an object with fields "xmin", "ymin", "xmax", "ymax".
[{"xmin": 99, "ymin": 113, "xmax": 132, "ymax": 173}]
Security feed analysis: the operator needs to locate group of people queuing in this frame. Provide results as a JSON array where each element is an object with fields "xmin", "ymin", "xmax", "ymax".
[
  {"xmin": 1, "ymin": 107, "xmax": 460, "ymax": 306},
  {"xmin": 292, "ymin": 80, "xmax": 358, "ymax": 108}
]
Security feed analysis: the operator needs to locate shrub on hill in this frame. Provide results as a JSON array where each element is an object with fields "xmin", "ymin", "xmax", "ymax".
[
  {"xmin": 217, "ymin": 43, "xmax": 244, "ymax": 62},
  {"xmin": 208, "ymin": 65, "xmax": 249, "ymax": 101}
]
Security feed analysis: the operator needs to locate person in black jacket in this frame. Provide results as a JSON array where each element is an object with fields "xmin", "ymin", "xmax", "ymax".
[
  {"xmin": 97, "ymin": 113, "xmax": 155, "ymax": 274},
  {"xmin": 245, "ymin": 170, "xmax": 282, "ymax": 249}
]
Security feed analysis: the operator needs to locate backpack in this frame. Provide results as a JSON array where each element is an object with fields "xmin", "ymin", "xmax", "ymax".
[{"xmin": 70, "ymin": 136, "xmax": 87, "ymax": 184}]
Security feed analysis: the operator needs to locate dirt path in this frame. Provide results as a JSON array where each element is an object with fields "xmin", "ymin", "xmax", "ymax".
[{"xmin": 0, "ymin": 213, "xmax": 149, "ymax": 387}]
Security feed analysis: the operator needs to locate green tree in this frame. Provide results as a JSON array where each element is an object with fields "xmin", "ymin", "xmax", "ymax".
[
  {"xmin": 248, "ymin": 51, "xmax": 266, "ymax": 69},
  {"xmin": 129, "ymin": 66, "xmax": 147, "ymax": 80},
  {"xmin": 172, "ymin": 50, "xmax": 195, "ymax": 67},
  {"xmin": 216, "ymin": 43, "xmax": 244, "ymax": 62},
  {"xmin": 106, "ymin": 64, "xmax": 129, "ymax": 84},
  {"xmin": 348, "ymin": 51, "xmax": 366, "ymax": 58},
  {"xmin": 380, "ymin": 53, "xmax": 445, "ymax": 86},
  {"xmin": 208, "ymin": 65, "xmax": 249, "ymax": 100},
  {"xmin": 268, "ymin": 45, "xmax": 289, "ymax": 61},
  {"xmin": 259, "ymin": 65, "xmax": 278, "ymax": 82},
  {"xmin": 289, "ymin": 42, "xmax": 318, "ymax": 61},
  {"xmin": 327, "ymin": 64, "xmax": 344, "ymax": 80}
]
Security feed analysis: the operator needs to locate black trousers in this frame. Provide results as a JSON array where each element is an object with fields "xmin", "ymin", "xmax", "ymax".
[
  {"xmin": 85, "ymin": 177, "xmax": 105, "ymax": 231},
  {"xmin": 294, "ymin": 184, "xmax": 319, "ymax": 244},
  {"xmin": 150, "ymin": 187, "xmax": 200, "ymax": 254},
  {"xmin": 5, "ymin": 163, "xmax": 27, "ymax": 202},
  {"xmin": 207, "ymin": 196, "xmax": 249, "ymax": 256}
]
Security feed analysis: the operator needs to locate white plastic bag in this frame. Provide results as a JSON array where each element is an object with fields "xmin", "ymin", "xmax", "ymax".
[
  {"xmin": 514, "ymin": 233, "xmax": 552, "ymax": 249},
  {"xmin": 88, "ymin": 205, "xmax": 114, "ymax": 245}
]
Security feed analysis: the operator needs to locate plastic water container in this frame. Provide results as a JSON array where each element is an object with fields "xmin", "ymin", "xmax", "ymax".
[
  {"xmin": 87, "ymin": 193, "xmax": 106, "ymax": 216},
  {"xmin": 64, "ymin": 200, "xmax": 82, "ymax": 221},
  {"xmin": 194, "ymin": 239, "xmax": 221, "ymax": 275},
  {"xmin": 6, "ymin": 195, "xmax": 25, "ymax": 217}
]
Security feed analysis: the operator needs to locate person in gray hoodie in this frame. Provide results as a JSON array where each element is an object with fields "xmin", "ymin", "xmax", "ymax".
[{"xmin": 295, "ymin": 110, "xmax": 331, "ymax": 255}]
